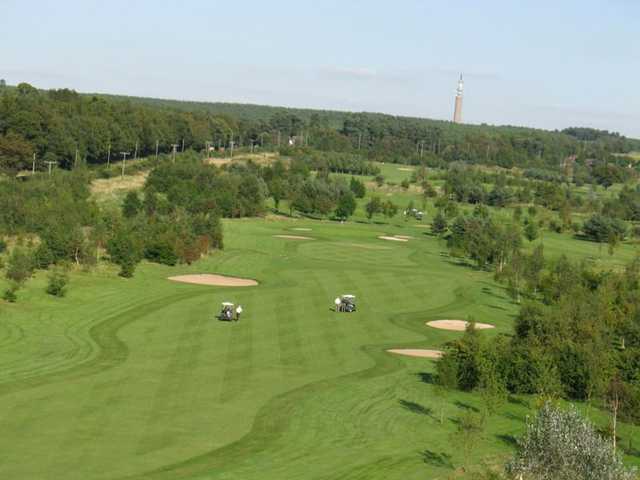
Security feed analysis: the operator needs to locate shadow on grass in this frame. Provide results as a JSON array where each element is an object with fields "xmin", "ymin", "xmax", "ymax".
[
  {"xmin": 454, "ymin": 400, "xmax": 480, "ymax": 413},
  {"xmin": 497, "ymin": 434, "xmax": 518, "ymax": 448},
  {"xmin": 507, "ymin": 395, "xmax": 529, "ymax": 408},
  {"xmin": 622, "ymin": 439, "xmax": 640, "ymax": 458},
  {"xmin": 421, "ymin": 450, "xmax": 454, "ymax": 469},
  {"xmin": 417, "ymin": 372, "xmax": 435, "ymax": 384},
  {"xmin": 399, "ymin": 399, "xmax": 433, "ymax": 417}
]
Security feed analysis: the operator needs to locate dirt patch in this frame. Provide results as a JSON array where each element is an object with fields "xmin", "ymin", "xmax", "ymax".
[
  {"xmin": 378, "ymin": 236, "xmax": 408, "ymax": 242},
  {"xmin": 168, "ymin": 274, "xmax": 258, "ymax": 287},
  {"xmin": 387, "ymin": 349, "xmax": 443, "ymax": 359},
  {"xmin": 274, "ymin": 235, "xmax": 313, "ymax": 240},
  {"xmin": 91, "ymin": 171, "xmax": 148, "ymax": 198},
  {"xmin": 426, "ymin": 320, "xmax": 495, "ymax": 331}
]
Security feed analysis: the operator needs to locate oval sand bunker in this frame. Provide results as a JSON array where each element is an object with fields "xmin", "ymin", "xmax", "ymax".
[
  {"xmin": 168, "ymin": 274, "xmax": 258, "ymax": 287},
  {"xmin": 426, "ymin": 320, "xmax": 495, "ymax": 331},
  {"xmin": 378, "ymin": 236, "xmax": 408, "ymax": 242},
  {"xmin": 274, "ymin": 235, "xmax": 313, "ymax": 240},
  {"xmin": 387, "ymin": 349, "xmax": 443, "ymax": 359}
]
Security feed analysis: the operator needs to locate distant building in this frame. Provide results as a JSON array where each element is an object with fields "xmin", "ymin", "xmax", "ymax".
[{"xmin": 453, "ymin": 74, "xmax": 464, "ymax": 124}]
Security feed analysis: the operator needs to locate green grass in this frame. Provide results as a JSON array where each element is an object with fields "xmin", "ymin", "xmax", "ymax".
[{"xmin": 1, "ymin": 217, "xmax": 640, "ymax": 479}]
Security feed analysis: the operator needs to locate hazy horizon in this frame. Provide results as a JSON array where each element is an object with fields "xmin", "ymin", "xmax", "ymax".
[{"xmin": 2, "ymin": 0, "xmax": 639, "ymax": 137}]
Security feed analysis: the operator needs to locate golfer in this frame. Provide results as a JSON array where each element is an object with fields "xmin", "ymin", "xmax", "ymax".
[
  {"xmin": 334, "ymin": 297, "xmax": 341, "ymax": 312},
  {"xmin": 235, "ymin": 305, "xmax": 243, "ymax": 321}
]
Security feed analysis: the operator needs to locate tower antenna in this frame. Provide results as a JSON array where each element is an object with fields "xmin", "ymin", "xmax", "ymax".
[{"xmin": 453, "ymin": 74, "xmax": 464, "ymax": 124}]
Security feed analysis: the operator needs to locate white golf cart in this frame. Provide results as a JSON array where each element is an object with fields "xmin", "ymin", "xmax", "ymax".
[
  {"xmin": 219, "ymin": 302, "xmax": 235, "ymax": 321},
  {"xmin": 336, "ymin": 294, "xmax": 357, "ymax": 313}
]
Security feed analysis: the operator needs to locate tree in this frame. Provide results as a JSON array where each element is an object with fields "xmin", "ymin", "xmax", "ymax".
[
  {"xmin": 5, "ymin": 247, "xmax": 34, "ymax": 286},
  {"xmin": 583, "ymin": 214, "xmax": 627, "ymax": 243},
  {"xmin": 435, "ymin": 354, "xmax": 458, "ymax": 424},
  {"xmin": 349, "ymin": 177, "xmax": 366, "ymax": 198},
  {"xmin": 478, "ymin": 347, "xmax": 507, "ymax": 417},
  {"xmin": 524, "ymin": 220, "xmax": 539, "ymax": 242},
  {"xmin": 431, "ymin": 211, "xmax": 448, "ymax": 236},
  {"xmin": 382, "ymin": 200, "xmax": 398, "ymax": 219},
  {"xmin": 365, "ymin": 196, "xmax": 382, "ymax": 220},
  {"xmin": 507, "ymin": 403, "xmax": 636, "ymax": 480},
  {"xmin": 374, "ymin": 174, "xmax": 385, "ymax": 187},
  {"xmin": 605, "ymin": 376, "xmax": 628, "ymax": 453},
  {"xmin": 335, "ymin": 191, "xmax": 356, "ymax": 220},
  {"xmin": 451, "ymin": 410, "xmax": 485, "ymax": 471},
  {"xmin": 46, "ymin": 267, "xmax": 69, "ymax": 297},
  {"xmin": 106, "ymin": 226, "xmax": 142, "ymax": 277},
  {"xmin": 122, "ymin": 191, "xmax": 142, "ymax": 218}
]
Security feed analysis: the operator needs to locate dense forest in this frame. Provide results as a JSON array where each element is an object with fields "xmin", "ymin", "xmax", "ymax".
[{"xmin": 1, "ymin": 82, "xmax": 639, "ymax": 174}]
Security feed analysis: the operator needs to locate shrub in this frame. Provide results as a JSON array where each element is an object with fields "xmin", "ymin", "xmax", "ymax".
[
  {"xmin": 507, "ymin": 402, "xmax": 636, "ymax": 480},
  {"xmin": 2, "ymin": 284, "xmax": 18, "ymax": 303},
  {"xmin": 5, "ymin": 247, "xmax": 34, "ymax": 285},
  {"xmin": 46, "ymin": 268, "xmax": 69, "ymax": 297},
  {"xmin": 0, "ymin": 238, "xmax": 7, "ymax": 254},
  {"xmin": 583, "ymin": 214, "xmax": 627, "ymax": 243},
  {"xmin": 144, "ymin": 241, "xmax": 178, "ymax": 266}
]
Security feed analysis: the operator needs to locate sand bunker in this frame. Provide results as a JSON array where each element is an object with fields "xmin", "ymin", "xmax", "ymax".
[
  {"xmin": 426, "ymin": 320, "xmax": 495, "ymax": 331},
  {"xmin": 394, "ymin": 235, "xmax": 414, "ymax": 240},
  {"xmin": 387, "ymin": 349, "xmax": 443, "ymax": 359},
  {"xmin": 168, "ymin": 274, "xmax": 258, "ymax": 287},
  {"xmin": 292, "ymin": 228, "xmax": 312, "ymax": 232},
  {"xmin": 378, "ymin": 235, "xmax": 408, "ymax": 242},
  {"xmin": 274, "ymin": 235, "xmax": 313, "ymax": 240},
  {"xmin": 398, "ymin": 167, "xmax": 414, "ymax": 172}
]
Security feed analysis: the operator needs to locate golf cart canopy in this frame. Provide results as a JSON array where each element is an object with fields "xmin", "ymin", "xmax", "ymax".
[
  {"xmin": 222, "ymin": 302, "xmax": 234, "ymax": 307},
  {"xmin": 342, "ymin": 295, "xmax": 355, "ymax": 300}
]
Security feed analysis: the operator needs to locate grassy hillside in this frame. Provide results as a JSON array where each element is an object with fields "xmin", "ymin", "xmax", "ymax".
[{"xmin": 1, "ymin": 215, "xmax": 639, "ymax": 479}]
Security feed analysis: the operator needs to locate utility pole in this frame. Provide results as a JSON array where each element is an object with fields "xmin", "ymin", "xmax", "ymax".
[
  {"xmin": 107, "ymin": 143, "xmax": 111, "ymax": 167},
  {"xmin": 120, "ymin": 151, "xmax": 130, "ymax": 178},
  {"xmin": 75, "ymin": 148, "xmax": 79, "ymax": 168},
  {"xmin": 420, "ymin": 141, "xmax": 424, "ymax": 158},
  {"xmin": 155, "ymin": 140, "xmax": 159, "ymax": 162},
  {"xmin": 229, "ymin": 140, "xmax": 235, "ymax": 158},
  {"xmin": 44, "ymin": 160, "xmax": 57, "ymax": 177},
  {"xmin": 181, "ymin": 138, "xmax": 185, "ymax": 152},
  {"xmin": 32, "ymin": 152, "xmax": 36, "ymax": 174},
  {"xmin": 133, "ymin": 140, "xmax": 138, "ymax": 160},
  {"xmin": 170, "ymin": 144, "xmax": 179, "ymax": 163},
  {"xmin": 205, "ymin": 141, "xmax": 212, "ymax": 161}
]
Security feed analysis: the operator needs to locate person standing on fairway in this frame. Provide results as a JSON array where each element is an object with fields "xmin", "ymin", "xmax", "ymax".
[
  {"xmin": 235, "ymin": 305, "xmax": 243, "ymax": 321},
  {"xmin": 334, "ymin": 297, "xmax": 341, "ymax": 312}
]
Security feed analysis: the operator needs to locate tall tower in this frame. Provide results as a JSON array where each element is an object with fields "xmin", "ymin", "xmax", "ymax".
[{"xmin": 453, "ymin": 74, "xmax": 464, "ymax": 124}]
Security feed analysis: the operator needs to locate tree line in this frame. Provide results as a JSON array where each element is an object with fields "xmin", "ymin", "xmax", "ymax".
[{"xmin": 2, "ymin": 82, "xmax": 639, "ymax": 175}]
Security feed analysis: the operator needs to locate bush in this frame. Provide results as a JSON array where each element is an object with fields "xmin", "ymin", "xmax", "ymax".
[
  {"xmin": 507, "ymin": 402, "xmax": 636, "ymax": 480},
  {"xmin": 46, "ymin": 268, "xmax": 69, "ymax": 297},
  {"xmin": 0, "ymin": 238, "xmax": 7, "ymax": 254},
  {"xmin": 2, "ymin": 284, "xmax": 18, "ymax": 303},
  {"xmin": 144, "ymin": 241, "xmax": 178, "ymax": 266},
  {"xmin": 583, "ymin": 214, "xmax": 627, "ymax": 243},
  {"xmin": 5, "ymin": 247, "xmax": 34, "ymax": 285}
]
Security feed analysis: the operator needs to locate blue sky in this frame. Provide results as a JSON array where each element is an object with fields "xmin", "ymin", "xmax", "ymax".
[{"xmin": 2, "ymin": 0, "xmax": 638, "ymax": 137}]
